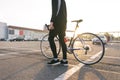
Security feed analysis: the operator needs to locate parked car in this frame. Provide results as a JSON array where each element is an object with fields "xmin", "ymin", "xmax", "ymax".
[
  {"xmin": 0, "ymin": 38, "xmax": 6, "ymax": 41},
  {"xmin": 9, "ymin": 37, "xmax": 24, "ymax": 41},
  {"xmin": 92, "ymin": 35, "xmax": 107, "ymax": 44}
]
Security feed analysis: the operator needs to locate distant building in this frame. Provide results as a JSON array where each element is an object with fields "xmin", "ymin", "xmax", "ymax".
[
  {"xmin": 1, "ymin": 22, "xmax": 120, "ymax": 41},
  {"xmin": 8, "ymin": 25, "xmax": 47, "ymax": 41},
  {"xmin": 0, "ymin": 22, "xmax": 8, "ymax": 40},
  {"xmin": 0, "ymin": 22, "xmax": 48, "ymax": 41}
]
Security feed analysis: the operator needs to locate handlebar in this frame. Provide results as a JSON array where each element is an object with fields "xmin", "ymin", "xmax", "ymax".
[
  {"xmin": 45, "ymin": 24, "xmax": 49, "ymax": 30},
  {"xmin": 44, "ymin": 19, "xmax": 83, "ymax": 31}
]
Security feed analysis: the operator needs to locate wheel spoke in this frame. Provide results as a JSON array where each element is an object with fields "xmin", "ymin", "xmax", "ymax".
[{"xmin": 72, "ymin": 33, "xmax": 105, "ymax": 65}]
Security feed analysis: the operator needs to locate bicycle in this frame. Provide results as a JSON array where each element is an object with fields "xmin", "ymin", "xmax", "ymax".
[{"xmin": 40, "ymin": 19, "xmax": 105, "ymax": 65}]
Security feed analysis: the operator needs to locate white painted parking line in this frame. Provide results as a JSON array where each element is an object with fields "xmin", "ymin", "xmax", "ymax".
[
  {"xmin": 54, "ymin": 48, "xmax": 106, "ymax": 80},
  {"xmin": 90, "ymin": 51, "xmax": 102, "ymax": 60},
  {"xmin": 0, "ymin": 52, "xmax": 20, "ymax": 56},
  {"xmin": 0, "ymin": 50, "xmax": 41, "ymax": 56},
  {"xmin": 97, "ymin": 68, "xmax": 120, "ymax": 75},
  {"xmin": 0, "ymin": 54, "xmax": 6, "ymax": 56},
  {"xmin": 104, "ymin": 56, "xmax": 120, "ymax": 59},
  {"xmin": 54, "ymin": 63, "xmax": 84, "ymax": 80}
]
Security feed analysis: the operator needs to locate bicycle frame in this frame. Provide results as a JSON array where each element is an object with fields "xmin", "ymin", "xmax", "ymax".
[
  {"xmin": 41, "ymin": 19, "xmax": 105, "ymax": 65},
  {"xmin": 67, "ymin": 20, "xmax": 83, "ymax": 47}
]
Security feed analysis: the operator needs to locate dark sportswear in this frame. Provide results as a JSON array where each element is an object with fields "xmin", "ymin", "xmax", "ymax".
[
  {"xmin": 50, "ymin": 0, "xmax": 67, "ymax": 31},
  {"xmin": 48, "ymin": 0, "xmax": 67, "ymax": 59}
]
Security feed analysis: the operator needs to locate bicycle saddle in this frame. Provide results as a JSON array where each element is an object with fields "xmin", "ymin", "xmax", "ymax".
[{"xmin": 72, "ymin": 19, "xmax": 83, "ymax": 23}]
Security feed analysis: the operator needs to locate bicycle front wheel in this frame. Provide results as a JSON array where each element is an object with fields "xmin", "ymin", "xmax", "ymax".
[
  {"xmin": 40, "ymin": 34, "xmax": 61, "ymax": 59},
  {"xmin": 72, "ymin": 33, "xmax": 105, "ymax": 65}
]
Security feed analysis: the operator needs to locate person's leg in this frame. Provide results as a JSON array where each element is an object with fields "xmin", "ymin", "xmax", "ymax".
[
  {"xmin": 48, "ymin": 30, "xmax": 60, "ymax": 65},
  {"xmin": 48, "ymin": 30, "xmax": 58, "ymax": 58},
  {"xmin": 58, "ymin": 32, "xmax": 67, "ymax": 59},
  {"xmin": 58, "ymin": 32, "xmax": 68, "ymax": 66}
]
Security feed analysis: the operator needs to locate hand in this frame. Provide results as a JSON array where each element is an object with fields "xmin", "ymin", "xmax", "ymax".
[{"xmin": 49, "ymin": 22, "xmax": 54, "ymax": 30}]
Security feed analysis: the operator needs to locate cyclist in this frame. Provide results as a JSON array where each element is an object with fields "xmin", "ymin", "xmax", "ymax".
[{"xmin": 47, "ymin": 0, "xmax": 68, "ymax": 66}]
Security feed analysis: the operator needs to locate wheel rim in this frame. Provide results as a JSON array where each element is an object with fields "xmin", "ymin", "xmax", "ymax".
[{"xmin": 73, "ymin": 33, "xmax": 105, "ymax": 65}]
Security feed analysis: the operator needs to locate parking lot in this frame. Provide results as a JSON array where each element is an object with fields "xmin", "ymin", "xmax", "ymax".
[{"xmin": 0, "ymin": 41, "xmax": 120, "ymax": 80}]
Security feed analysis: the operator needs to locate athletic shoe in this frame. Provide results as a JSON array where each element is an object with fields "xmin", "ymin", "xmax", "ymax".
[
  {"xmin": 47, "ymin": 59, "xmax": 60, "ymax": 65},
  {"xmin": 60, "ymin": 60, "xmax": 68, "ymax": 66}
]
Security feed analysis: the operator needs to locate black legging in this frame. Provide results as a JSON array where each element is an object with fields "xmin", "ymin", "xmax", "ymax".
[{"xmin": 48, "ymin": 30, "xmax": 67, "ymax": 59}]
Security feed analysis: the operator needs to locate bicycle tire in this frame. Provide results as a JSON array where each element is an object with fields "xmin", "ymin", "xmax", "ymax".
[
  {"xmin": 72, "ymin": 33, "xmax": 105, "ymax": 65},
  {"xmin": 40, "ymin": 34, "xmax": 61, "ymax": 59}
]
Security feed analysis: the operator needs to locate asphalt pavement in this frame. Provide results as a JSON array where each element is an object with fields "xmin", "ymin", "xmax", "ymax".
[{"xmin": 0, "ymin": 41, "xmax": 120, "ymax": 80}]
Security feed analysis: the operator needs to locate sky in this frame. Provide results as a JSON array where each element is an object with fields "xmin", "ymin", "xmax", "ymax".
[{"xmin": 0, "ymin": 0, "xmax": 120, "ymax": 33}]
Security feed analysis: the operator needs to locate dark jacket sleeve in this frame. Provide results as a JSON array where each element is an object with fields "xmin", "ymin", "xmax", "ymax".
[{"xmin": 50, "ymin": 0, "xmax": 58, "ymax": 22}]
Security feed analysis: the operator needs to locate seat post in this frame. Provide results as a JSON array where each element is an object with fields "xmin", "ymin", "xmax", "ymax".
[{"xmin": 75, "ymin": 22, "xmax": 79, "ymax": 31}]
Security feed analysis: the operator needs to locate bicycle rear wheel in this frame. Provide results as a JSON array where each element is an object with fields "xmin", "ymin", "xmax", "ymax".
[
  {"xmin": 72, "ymin": 33, "xmax": 105, "ymax": 65},
  {"xmin": 40, "ymin": 34, "xmax": 61, "ymax": 59}
]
